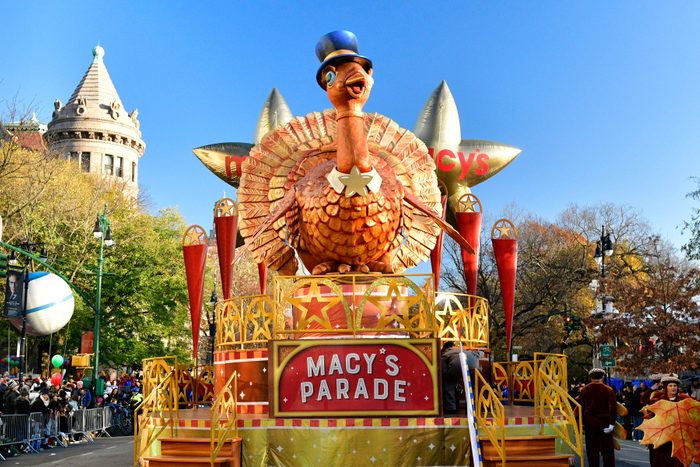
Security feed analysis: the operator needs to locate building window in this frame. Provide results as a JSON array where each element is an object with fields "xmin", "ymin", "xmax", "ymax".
[
  {"xmin": 69, "ymin": 151, "xmax": 78, "ymax": 163},
  {"xmin": 131, "ymin": 162, "xmax": 136, "ymax": 182},
  {"xmin": 103, "ymin": 154, "xmax": 114, "ymax": 175},
  {"xmin": 80, "ymin": 152, "xmax": 90, "ymax": 172},
  {"xmin": 115, "ymin": 156, "xmax": 123, "ymax": 178}
]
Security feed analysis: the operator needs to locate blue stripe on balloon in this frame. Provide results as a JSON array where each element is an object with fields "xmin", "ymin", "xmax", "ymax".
[
  {"xmin": 28, "ymin": 271, "xmax": 50, "ymax": 281},
  {"xmin": 25, "ymin": 294, "xmax": 74, "ymax": 314}
]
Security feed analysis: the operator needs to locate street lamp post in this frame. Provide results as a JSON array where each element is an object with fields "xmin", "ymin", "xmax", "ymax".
[
  {"xmin": 591, "ymin": 225, "xmax": 614, "ymax": 315},
  {"xmin": 590, "ymin": 224, "xmax": 614, "ymax": 380},
  {"xmin": 91, "ymin": 206, "xmax": 114, "ymax": 393}
]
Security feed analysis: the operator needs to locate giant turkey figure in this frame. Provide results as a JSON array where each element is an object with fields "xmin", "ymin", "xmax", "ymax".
[{"xmin": 239, "ymin": 31, "xmax": 473, "ymax": 275}]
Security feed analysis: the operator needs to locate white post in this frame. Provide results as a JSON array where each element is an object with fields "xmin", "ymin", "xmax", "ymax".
[{"xmin": 460, "ymin": 351, "xmax": 482, "ymax": 467}]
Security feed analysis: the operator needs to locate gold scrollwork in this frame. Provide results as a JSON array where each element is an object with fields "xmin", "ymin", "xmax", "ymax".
[
  {"xmin": 537, "ymin": 370, "xmax": 583, "ymax": 464},
  {"xmin": 475, "ymin": 369, "xmax": 505, "ymax": 466},
  {"xmin": 434, "ymin": 292, "xmax": 489, "ymax": 348},
  {"xmin": 356, "ymin": 275, "xmax": 432, "ymax": 337},
  {"xmin": 135, "ymin": 357, "xmax": 179, "ymax": 466},
  {"xmin": 210, "ymin": 371, "xmax": 239, "ymax": 465},
  {"xmin": 216, "ymin": 295, "xmax": 274, "ymax": 350},
  {"xmin": 512, "ymin": 361, "xmax": 535, "ymax": 402}
]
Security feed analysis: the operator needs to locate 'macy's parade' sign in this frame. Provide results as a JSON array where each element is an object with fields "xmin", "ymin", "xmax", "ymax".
[{"xmin": 270, "ymin": 340, "xmax": 439, "ymax": 417}]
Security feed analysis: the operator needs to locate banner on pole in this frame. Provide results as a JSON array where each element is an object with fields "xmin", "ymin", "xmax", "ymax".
[{"xmin": 3, "ymin": 266, "xmax": 25, "ymax": 318}]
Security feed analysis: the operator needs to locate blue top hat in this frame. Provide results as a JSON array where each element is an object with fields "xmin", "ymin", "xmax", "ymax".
[{"xmin": 315, "ymin": 30, "xmax": 372, "ymax": 89}]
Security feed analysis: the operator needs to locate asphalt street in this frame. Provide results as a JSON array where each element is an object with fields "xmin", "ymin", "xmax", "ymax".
[
  {"xmin": 2, "ymin": 436, "xmax": 133, "ymax": 466},
  {"xmin": 0, "ymin": 435, "xmax": 681, "ymax": 466},
  {"xmin": 575, "ymin": 438, "xmax": 659, "ymax": 467}
]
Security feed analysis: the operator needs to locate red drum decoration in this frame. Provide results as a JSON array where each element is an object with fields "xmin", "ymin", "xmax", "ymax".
[
  {"xmin": 182, "ymin": 225, "xmax": 209, "ymax": 362},
  {"xmin": 214, "ymin": 198, "xmax": 239, "ymax": 300},
  {"xmin": 491, "ymin": 219, "xmax": 518, "ymax": 354},
  {"xmin": 454, "ymin": 194, "xmax": 483, "ymax": 296},
  {"xmin": 429, "ymin": 192, "xmax": 448, "ymax": 289}
]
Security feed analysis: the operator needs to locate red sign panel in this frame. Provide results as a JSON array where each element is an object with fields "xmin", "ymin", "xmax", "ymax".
[
  {"xmin": 80, "ymin": 331, "xmax": 94, "ymax": 354},
  {"xmin": 271, "ymin": 339, "xmax": 438, "ymax": 417}
]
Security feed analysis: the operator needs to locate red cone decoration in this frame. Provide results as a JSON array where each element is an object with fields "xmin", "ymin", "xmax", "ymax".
[
  {"xmin": 258, "ymin": 263, "xmax": 268, "ymax": 295},
  {"xmin": 454, "ymin": 194, "xmax": 483, "ymax": 296},
  {"xmin": 491, "ymin": 219, "xmax": 518, "ymax": 354},
  {"xmin": 213, "ymin": 198, "xmax": 238, "ymax": 300},
  {"xmin": 430, "ymin": 194, "xmax": 448, "ymax": 290},
  {"xmin": 182, "ymin": 225, "xmax": 209, "ymax": 362}
]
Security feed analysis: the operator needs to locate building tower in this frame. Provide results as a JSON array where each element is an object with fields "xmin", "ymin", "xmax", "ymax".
[{"xmin": 44, "ymin": 45, "xmax": 145, "ymax": 197}]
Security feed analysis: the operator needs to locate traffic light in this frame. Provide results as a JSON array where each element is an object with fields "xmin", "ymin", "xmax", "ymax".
[
  {"xmin": 572, "ymin": 315, "xmax": 581, "ymax": 330},
  {"xmin": 563, "ymin": 313, "xmax": 573, "ymax": 332},
  {"xmin": 0, "ymin": 252, "xmax": 7, "ymax": 278}
]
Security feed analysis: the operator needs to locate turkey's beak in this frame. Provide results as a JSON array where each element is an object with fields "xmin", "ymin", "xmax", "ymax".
[{"xmin": 345, "ymin": 72, "xmax": 368, "ymax": 99}]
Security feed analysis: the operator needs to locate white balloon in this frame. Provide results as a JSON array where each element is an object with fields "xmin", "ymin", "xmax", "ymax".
[{"xmin": 9, "ymin": 272, "xmax": 75, "ymax": 336}]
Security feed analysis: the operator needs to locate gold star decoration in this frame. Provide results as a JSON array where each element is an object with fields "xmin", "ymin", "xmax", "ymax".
[
  {"xmin": 339, "ymin": 166, "xmax": 373, "ymax": 197},
  {"xmin": 215, "ymin": 198, "xmax": 238, "ymax": 217},
  {"xmin": 496, "ymin": 224, "xmax": 512, "ymax": 238},
  {"xmin": 491, "ymin": 218, "xmax": 518, "ymax": 240},
  {"xmin": 456, "ymin": 193, "xmax": 482, "ymax": 213},
  {"xmin": 183, "ymin": 225, "xmax": 208, "ymax": 246}
]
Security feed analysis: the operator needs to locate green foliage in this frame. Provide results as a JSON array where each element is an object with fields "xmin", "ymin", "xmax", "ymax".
[
  {"xmin": 0, "ymin": 133, "xmax": 193, "ymax": 369},
  {"xmin": 682, "ymin": 177, "xmax": 700, "ymax": 260},
  {"xmin": 0, "ymin": 252, "xmax": 6, "ymax": 277}
]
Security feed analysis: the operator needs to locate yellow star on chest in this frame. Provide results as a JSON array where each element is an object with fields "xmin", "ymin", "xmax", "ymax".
[{"xmin": 339, "ymin": 166, "xmax": 373, "ymax": 197}]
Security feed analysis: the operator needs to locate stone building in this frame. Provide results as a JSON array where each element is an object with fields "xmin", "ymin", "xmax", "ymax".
[{"xmin": 44, "ymin": 46, "xmax": 145, "ymax": 197}]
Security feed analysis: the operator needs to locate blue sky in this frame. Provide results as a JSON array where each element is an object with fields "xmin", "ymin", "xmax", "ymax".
[{"xmin": 3, "ymin": 1, "xmax": 699, "ymax": 253}]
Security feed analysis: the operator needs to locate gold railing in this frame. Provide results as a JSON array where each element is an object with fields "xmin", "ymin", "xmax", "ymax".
[
  {"xmin": 176, "ymin": 364, "xmax": 215, "ymax": 406},
  {"xmin": 216, "ymin": 295, "xmax": 275, "ymax": 350},
  {"xmin": 134, "ymin": 360, "xmax": 179, "ymax": 466},
  {"xmin": 434, "ymin": 292, "xmax": 489, "ymax": 348},
  {"xmin": 537, "ymin": 370, "xmax": 583, "ymax": 463},
  {"xmin": 213, "ymin": 274, "xmax": 492, "ymax": 348},
  {"xmin": 491, "ymin": 361, "xmax": 536, "ymax": 403},
  {"xmin": 534, "ymin": 352, "xmax": 567, "ymax": 412},
  {"xmin": 474, "ymin": 369, "xmax": 505, "ymax": 467},
  {"xmin": 210, "ymin": 371, "xmax": 239, "ymax": 466},
  {"xmin": 274, "ymin": 274, "xmax": 435, "ymax": 338},
  {"xmin": 142, "ymin": 356, "xmax": 180, "ymax": 404},
  {"xmin": 493, "ymin": 353, "xmax": 567, "ymax": 405}
]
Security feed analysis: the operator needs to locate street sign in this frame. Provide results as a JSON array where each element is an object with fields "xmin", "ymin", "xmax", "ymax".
[
  {"xmin": 600, "ymin": 344, "xmax": 614, "ymax": 358},
  {"xmin": 601, "ymin": 358, "xmax": 616, "ymax": 368}
]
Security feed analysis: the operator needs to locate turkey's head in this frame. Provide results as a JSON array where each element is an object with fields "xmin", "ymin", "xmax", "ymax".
[{"xmin": 322, "ymin": 60, "xmax": 374, "ymax": 114}]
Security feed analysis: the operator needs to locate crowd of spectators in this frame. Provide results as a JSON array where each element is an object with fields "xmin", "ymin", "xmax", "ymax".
[
  {"xmin": 570, "ymin": 372, "xmax": 699, "ymax": 466},
  {"xmin": 0, "ymin": 371, "xmax": 143, "ymax": 455},
  {"xmin": 569, "ymin": 375, "xmax": 700, "ymax": 442}
]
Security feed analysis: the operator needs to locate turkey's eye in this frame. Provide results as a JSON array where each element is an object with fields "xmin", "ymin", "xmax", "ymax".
[{"xmin": 325, "ymin": 70, "xmax": 336, "ymax": 87}]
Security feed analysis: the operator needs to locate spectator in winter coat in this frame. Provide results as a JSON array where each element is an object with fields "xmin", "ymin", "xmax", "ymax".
[
  {"xmin": 4, "ymin": 380, "xmax": 19, "ymax": 414},
  {"xmin": 14, "ymin": 388, "xmax": 31, "ymax": 415},
  {"xmin": 645, "ymin": 375, "xmax": 689, "ymax": 467},
  {"xmin": 576, "ymin": 368, "xmax": 617, "ymax": 467},
  {"xmin": 29, "ymin": 391, "xmax": 50, "ymax": 415}
]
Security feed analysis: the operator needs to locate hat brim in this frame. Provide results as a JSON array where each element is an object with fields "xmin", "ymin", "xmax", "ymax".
[{"xmin": 316, "ymin": 55, "xmax": 373, "ymax": 89}]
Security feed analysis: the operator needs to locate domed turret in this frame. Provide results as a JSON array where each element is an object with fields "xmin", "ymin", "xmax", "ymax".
[{"xmin": 45, "ymin": 45, "xmax": 145, "ymax": 197}]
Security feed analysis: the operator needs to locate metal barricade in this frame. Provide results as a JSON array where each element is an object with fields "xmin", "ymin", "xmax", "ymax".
[
  {"xmin": 0, "ymin": 408, "xmax": 118, "ymax": 460},
  {"xmin": 84, "ymin": 408, "xmax": 109, "ymax": 437},
  {"xmin": 67, "ymin": 408, "xmax": 92, "ymax": 443},
  {"xmin": 0, "ymin": 414, "xmax": 30, "ymax": 453},
  {"xmin": 28, "ymin": 412, "xmax": 45, "ymax": 450},
  {"xmin": 103, "ymin": 406, "xmax": 113, "ymax": 432}
]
